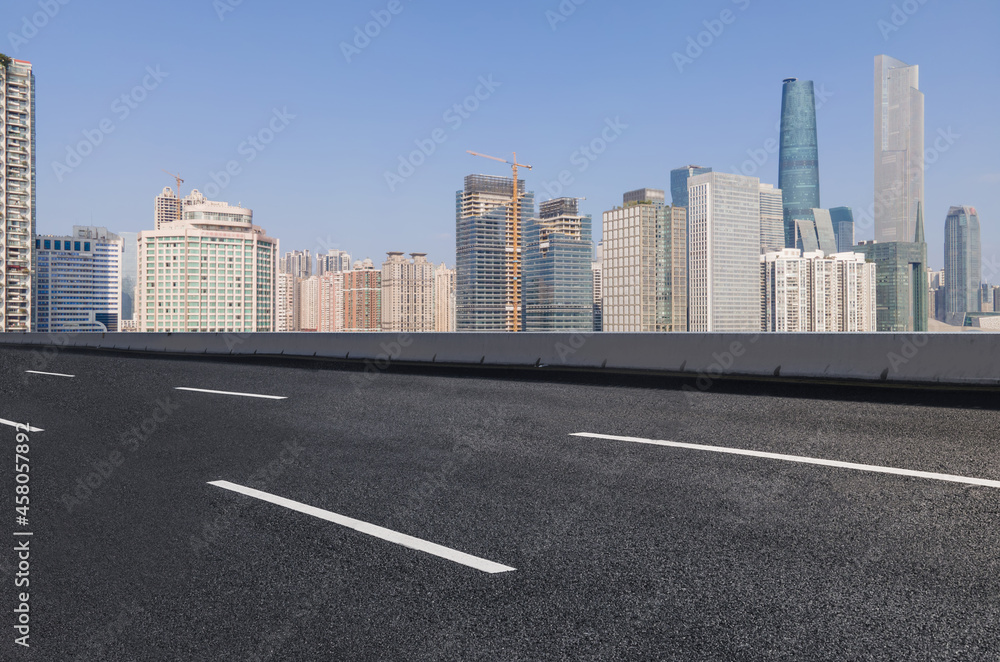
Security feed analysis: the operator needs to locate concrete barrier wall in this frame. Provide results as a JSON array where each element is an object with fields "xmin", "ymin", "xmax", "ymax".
[{"xmin": 0, "ymin": 332, "xmax": 997, "ymax": 387}]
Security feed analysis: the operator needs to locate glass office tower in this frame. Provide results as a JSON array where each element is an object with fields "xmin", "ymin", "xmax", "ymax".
[
  {"xmin": 778, "ymin": 78, "xmax": 821, "ymax": 248},
  {"xmin": 523, "ymin": 198, "xmax": 594, "ymax": 332},
  {"xmin": 944, "ymin": 205, "xmax": 982, "ymax": 315},
  {"xmin": 830, "ymin": 207, "xmax": 855, "ymax": 253},
  {"xmin": 670, "ymin": 165, "xmax": 712, "ymax": 209},
  {"xmin": 874, "ymin": 55, "xmax": 924, "ymax": 244}
]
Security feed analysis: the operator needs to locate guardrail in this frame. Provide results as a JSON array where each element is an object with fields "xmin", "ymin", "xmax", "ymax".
[{"xmin": 1, "ymin": 331, "xmax": 997, "ymax": 388}]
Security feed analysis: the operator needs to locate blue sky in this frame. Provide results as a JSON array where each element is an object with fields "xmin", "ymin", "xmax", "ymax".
[{"xmin": 4, "ymin": 0, "xmax": 998, "ymax": 272}]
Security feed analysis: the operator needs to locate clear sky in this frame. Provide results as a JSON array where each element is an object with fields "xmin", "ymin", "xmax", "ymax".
[{"xmin": 4, "ymin": 0, "xmax": 998, "ymax": 273}]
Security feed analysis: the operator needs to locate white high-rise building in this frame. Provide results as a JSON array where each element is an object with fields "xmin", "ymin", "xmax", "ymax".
[
  {"xmin": 319, "ymin": 270, "xmax": 344, "ymax": 332},
  {"xmin": 34, "ymin": 227, "xmax": 123, "ymax": 332},
  {"xmin": 591, "ymin": 242, "xmax": 603, "ymax": 332},
  {"xmin": 381, "ymin": 252, "xmax": 436, "ymax": 332},
  {"xmin": 155, "ymin": 188, "xmax": 216, "ymax": 230},
  {"xmin": 1, "ymin": 58, "xmax": 35, "ymax": 332},
  {"xmin": 688, "ymin": 172, "xmax": 762, "ymax": 332},
  {"xmin": 760, "ymin": 249, "xmax": 876, "ymax": 332},
  {"xmin": 434, "ymin": 263, "xmax": 456, "ymax": 333},
  {"xmin": 874, "ymin": 55, "xmax": 924, "ymax": 244},
  {"xmin": 137, "ymin": 196, "xmax": 277, "ymax": 332},
  {"xmin": 759, "ymin": 184, "xmax": 785, "ymax": 253}
]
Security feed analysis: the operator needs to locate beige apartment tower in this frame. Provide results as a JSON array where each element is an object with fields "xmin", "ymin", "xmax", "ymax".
[{"xmin": 381, "ymin": 252, "xmax": 436, "ymax": 332}]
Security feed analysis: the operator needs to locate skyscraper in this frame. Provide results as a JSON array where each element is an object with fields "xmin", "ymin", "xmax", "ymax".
[
  {"xmin": 318, "ymin": 249, "xmax": 352, "ymax": 276},
  {"xmin": 856, "ymin": 203, "xmax": 929, "ymax": 332},
  {"xmin": 34, "ymin": 227, "xmax": 123, "ymax": 332},
  {"xmin": 670, "ymin": 165, "xmax": 712, "ymax": 209},
  {"xmin": 381, "ymin": 252, "xmax": 436, "ymax": 332},
  {"xmin": 1, "ymin": 57, "xmax": 35, "ymax": 332},
  {"xmin": 281, "ymin": 250, "xmax": 313, "ymax": 279},
  {"xmin": 456, "ymin": 174, "xmax": 535, "ymax": 332},
  {"xmin": 759, "ymin": 184, "xmax": 785, "ymax": 254},
  {"xmin": 523, "ymin": 198, "xmax": 594, "ymax": 332},
  {"xmin": 602, "ymin": 189, "xmax": 685, "ymax": 332},
  {"xmin": 296, "ymin": 276, "xmax": 321, "ymax": 332},
  {"xmin": 136, "ymin": 196, "xmax": 277, "ymax": 332},
  {"xmin": 688, "ymin": 172, "xmax": 762, "ymax": 332},
  {"xmin": 830, "ymin": 207, "xmax": 855, "ymax": 253},
  {"xmin": 874, "ymin": 55, "xmax": 924, "ymax": 244},
  {"xmin": 591, "ymin": 242, "xmax": 603, "ymax": 332},
  {"xmin": 944, "ymin": 205, "xmax": 982, "ymax": 315},
  {"xmin": 276, "ymin": 271, "xmax": 297, "ymax": 332},
  {"xmin": 118, "ymin": 232, "xmax": 138, "ymax": 321},
  {"xmin": 778, "ymin": 78, "xmax": 821, "ymax": 247}
]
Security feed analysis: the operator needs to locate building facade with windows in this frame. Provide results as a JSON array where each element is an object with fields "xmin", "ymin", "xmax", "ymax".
[
  {"xmin": 778, "ymin": 78, "xmax": 821, "ymax": 247},
  {"xmin": 33, "ymin": 227, "xmax": 123, "ymax": 332},
  {"xmin": 944, "ymin": 205, "xmax": 981, "ymax": 315},
  {"xmin": 2, "ymin": 58, "xmax": 36, "ymax": 332},
  {"xmin": 381, "ymin": 252, "xmax": 436, "ymax": 332},
  {"xmin": 136, "ymin": 198, "xmax": 277, "ymax": 332}
]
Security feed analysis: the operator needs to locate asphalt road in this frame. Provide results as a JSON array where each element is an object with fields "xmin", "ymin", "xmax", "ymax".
[{"xmin": 1, "ymin": 346, "xmax": 1000, "ymax": 661}]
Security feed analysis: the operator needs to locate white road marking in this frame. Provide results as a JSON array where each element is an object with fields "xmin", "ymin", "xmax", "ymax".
[
  {"xmin": 0, "ymin": 419, "xmax": 43, "ymax": 433},
  {"xmin": 208, "ymin": 480, "xmax": 516, "ymax": 574},
  {"xmin": 175, "ymin": 387, "xmax": 287, "ymax": 400},
  {"xmin": 572, "ymin": 432, "xmax": 1000, "ymax": 490},
  {"xmin": 25, "ymin": 370, "xmax": 75, "ymax": 378}
]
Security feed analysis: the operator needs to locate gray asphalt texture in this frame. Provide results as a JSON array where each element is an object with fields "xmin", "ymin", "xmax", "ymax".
[{"xmin": 1, "ymin": 345, "xmax": 999, "ymax": 661}]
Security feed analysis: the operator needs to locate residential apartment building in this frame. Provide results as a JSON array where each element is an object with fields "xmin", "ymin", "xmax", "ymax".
[
  {"xmin": 1, "ymin": 58, "xmax": 35, "ymax": 332},
  {"xmin": 434, "ymin": 263, "xmax": 456, "ymax": 333},
  {"xmin": 343, "ymin": 260, "xmax": 380, "ymax": 332},
  {"xmin": 761, "ymin": 249, "xmax": 876, "ymax": 332},
  {"xmin": 381, "ymin": 252, "xmax": 436, "ymax": 332}
]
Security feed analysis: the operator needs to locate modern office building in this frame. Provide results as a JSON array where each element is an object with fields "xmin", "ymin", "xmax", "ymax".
[
  {"xmin": 381, "ymin": 251, "xmax": 436, "ymax": 332},
  {"xmin": 33, "ymin": 227, "xmax": 123, "ymax": 332},
  {"xmin": 456, "ymin": 174, "xmax": 535, "ymax": 332},
  {"xmin": 761, "ymin": 248, "xmax": 876, "ymax": 332},
  {"xmin": 778, "ymin": 78, "xmax": 821, "ymax": 247},
  {"xmin": 118, "ymin": 232, "xmax": 138, "ymax": 321},
  {"xmin": 1, "ymin": 57, "xmax": 35, "ymax": 332},
  {"xmin": 944, "ymin": 205, "xmax": 982, "ymax": 316},
  {"xmin": 591, "ymin": 242, "xmax": 603, "ymax": 332},
  {"xmin": 276, "ymin": 271, "xmax": 296, "ymax": 332},
  {"xmin": 759, "ymin": 184, "xmax": 785, "ymax": 254},
  {"xmin": 281, "ymin": 250, "xmax": 313, "ymax": 279},
  {"xmin": 830, "ymin": 207, "xmax": 855, "ymax": 253},
  {"xmin": 434, "ymin": 263, "xmax": 456, "ymax": 333},
  {"xmin": 688, "ymin": 172, "xmax": 762, "ymax": 332},
  {"xmin": 856, "ymin": 203, "xmax": 929, "ymax": 332},
  {"xmin": 318, "ymin": 249, "xmax": 352, "ymax": 276},
  {"xmin": 343, "ymin": 261, "xmax": 380, "ymax": 332},
  {"xmin": 602, "ymin": 189, "xmax": 686, "ymax": 332},
  {"xmin": 670, "ymin": 165, "xmax": 712, "ymax": 209},
  {"xmin": 523, "ymin": 197, "xmax": 594, "ymax": 332},
  {"xmin": 136, "ymin": 197, "xmax": 277, "ymax": 332},
  {"xmin": 874, "ymin": 55, "xmax": 924, "ymax": 244}
]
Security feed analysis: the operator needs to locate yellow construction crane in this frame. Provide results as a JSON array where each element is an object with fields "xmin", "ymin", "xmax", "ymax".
[
  {"xmin": 162, "ymin": 169, "xmax": 184, "ymax": 221},
  {"xmin": 467, "ymin": 150, "xmax": 532, "ymax": 332}
]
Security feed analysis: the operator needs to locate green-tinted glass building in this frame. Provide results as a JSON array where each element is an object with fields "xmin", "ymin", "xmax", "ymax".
[
  {"xmin": 523, "ymin": 198, "xmax": 594, "ymax": 332},
  {"xmin": 778, "ymin": 78, "xmax": 821, "ymax": 248},
  {"xmin": 855, "ymin": 204, "xmax": 928, "ymax": 332},
  {"xmin": 944, "ymin": 205, "xmax": 981, "ymax": 315}
]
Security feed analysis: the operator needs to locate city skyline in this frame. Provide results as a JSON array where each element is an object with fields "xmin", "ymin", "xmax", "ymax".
[{"xmin": 3, "ymin": 0, "xmax": 995, "ymax": 276}]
